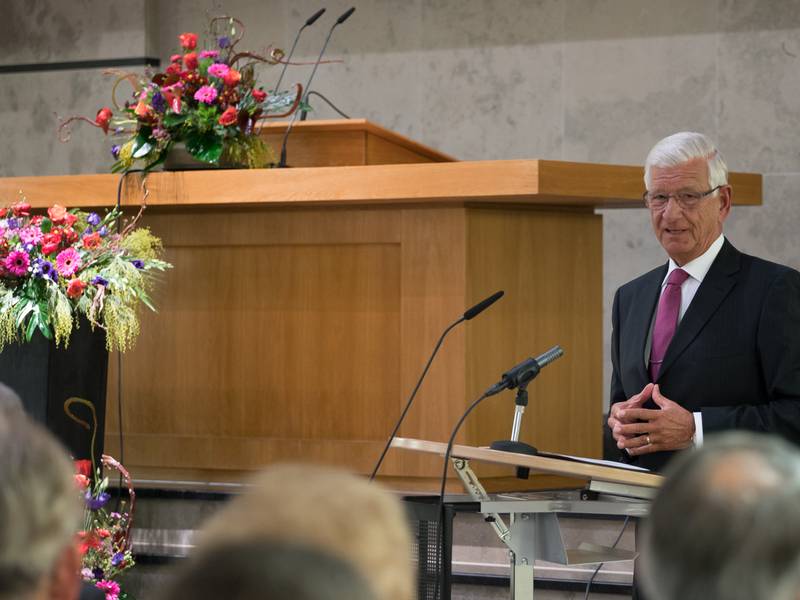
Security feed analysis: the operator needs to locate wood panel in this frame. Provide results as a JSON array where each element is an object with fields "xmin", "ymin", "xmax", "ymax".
[
  {"xmin": 106, "ymin": 207, "xmax": 405, "ymax": 473},
  {"xmin": 462, "ymin": 208, "xmax": 603, "ymax": 478}
]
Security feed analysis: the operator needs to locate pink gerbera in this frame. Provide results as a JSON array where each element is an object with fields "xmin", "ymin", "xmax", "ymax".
[
  {"xmin": 193, "ymin": 85, "xmax": 218, "ymax": 104},
  {"xmin": 95, "ymin": 580, "xmax": 120, "ymax": 600},
  {"xmin": 4, "ymin": 250, "xmax": 29, "ymax": 276},
  {"xmin": 207, "ymin": 63, "xmax": 229, "ymax": 78},
  {"xmin": 55, "ymin": 247, "xmax": 82, "ymax": 277},
  {"xmin": 18, "ymin": 226, "xmax": 43, "ymax": 245}
]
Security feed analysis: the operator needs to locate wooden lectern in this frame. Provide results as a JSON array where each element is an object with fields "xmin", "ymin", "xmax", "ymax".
[{"xmin": 0, "ymin": 120, "xmax": 761, "ymax": 489}]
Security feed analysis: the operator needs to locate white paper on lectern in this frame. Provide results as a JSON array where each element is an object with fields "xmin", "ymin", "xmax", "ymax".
[{"xmin": 538, "ymin": 451, "xmax": 651, "ymax": 472}]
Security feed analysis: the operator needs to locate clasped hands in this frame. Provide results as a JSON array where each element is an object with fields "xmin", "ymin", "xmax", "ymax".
[{"xmin": 607, "ymin": 383, "xmax": 695, "ymax": 456}]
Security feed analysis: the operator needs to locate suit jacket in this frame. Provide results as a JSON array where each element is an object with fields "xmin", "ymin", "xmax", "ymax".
[{"xmin": 610, "ymin": 239, "xmax": 800, "ymax": 471}]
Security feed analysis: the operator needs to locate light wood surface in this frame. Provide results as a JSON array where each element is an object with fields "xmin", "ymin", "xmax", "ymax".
[
  {"xmin": 0, "ymin": 160, "xmax": 761, "ymax": 210},
  {"xmin": 257, "ymin": 119, "xmax": 456, "ymax": 166},
  {"xmin": 392, "ymin": 437, "xmax": 663, "ymax": 489}
]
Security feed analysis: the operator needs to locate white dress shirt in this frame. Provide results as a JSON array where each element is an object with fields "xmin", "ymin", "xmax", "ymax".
[{"xmin": 656, "ymin": 233, "xmax": 725, "ymax": 446}]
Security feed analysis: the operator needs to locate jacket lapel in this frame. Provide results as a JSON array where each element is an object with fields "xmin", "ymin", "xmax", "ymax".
[
  {"xmin": 657, "ymin": 240, "xmax": 741, "ymax": 381},
  {"xmin": 629, "ymin": 265, "xmax": 666, "ymax": 385}
]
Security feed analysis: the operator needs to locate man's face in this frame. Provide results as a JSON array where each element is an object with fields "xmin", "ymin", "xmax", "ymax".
[{"xmin": 649, "ymin": 157, "xmax": 732, "ymax": 265}]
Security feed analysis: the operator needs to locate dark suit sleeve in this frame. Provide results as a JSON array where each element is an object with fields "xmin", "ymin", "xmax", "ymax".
[
  {"xmin": 702, "ymin": 269, "xmax": 800, "ymax": 441},
  {"xmin": 610, "ymin": 287, "xmax": 627, "ymax": 407}
]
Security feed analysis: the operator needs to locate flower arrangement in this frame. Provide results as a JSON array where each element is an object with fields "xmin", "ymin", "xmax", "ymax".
[
  {"xmin": 0, "ymin": 201, "xmax": 171, "ymax": 352},
  {"xmin": 74, "ymin": 456, "xmax": 136, "ymax": 600},
  {"xmin": 59, "ymin": 16, "xmax": 303, "ymax": 171}
]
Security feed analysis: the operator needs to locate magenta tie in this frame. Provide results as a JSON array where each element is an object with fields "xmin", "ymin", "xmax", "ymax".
[{"xmin": 649, "ymin": 268, "xmax": 690, "ymax": 381}]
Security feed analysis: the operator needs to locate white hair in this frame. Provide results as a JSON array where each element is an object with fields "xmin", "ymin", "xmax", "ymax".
[
  {"xmin": 642, "ymin": 432, "xmax": 800, "ymax": 600},
  {"xmin": 644, "ymin": 131, "xmax": 728, "ymax": 190},
  {"xmin": 0, "ymin": 412, "xmax": 81, "ymax": 599}
]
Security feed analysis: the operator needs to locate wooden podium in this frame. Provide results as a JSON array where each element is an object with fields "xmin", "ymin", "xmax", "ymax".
[{"xmin": 0, "ymin": 120, "xmax": 761, "ymax": 489}]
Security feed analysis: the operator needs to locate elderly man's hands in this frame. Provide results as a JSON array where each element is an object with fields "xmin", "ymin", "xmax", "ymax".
[{"xmin": 608, "ymin": 384, "xmax": 695, "ymax": 456}]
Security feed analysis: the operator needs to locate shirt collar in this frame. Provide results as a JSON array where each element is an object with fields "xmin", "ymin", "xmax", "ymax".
[{"xmin": 663, "ymin": 234, "xmax": 725, "ymax": 285}]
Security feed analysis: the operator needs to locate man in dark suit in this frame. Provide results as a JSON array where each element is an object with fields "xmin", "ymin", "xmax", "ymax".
[{"xmin": 607, "ymin": 131, "xmax": 800, "ymax": 473}]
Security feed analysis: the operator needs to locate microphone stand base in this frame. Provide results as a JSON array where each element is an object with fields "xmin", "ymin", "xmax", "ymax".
[{"xmin": 489, "ymin": 440, "xmax": 538, "ymax": 480}]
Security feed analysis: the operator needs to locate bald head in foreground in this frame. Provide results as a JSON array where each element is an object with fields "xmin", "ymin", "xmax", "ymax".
[
  {"xmin": 642, "ymin": 432, "xmax": 800, "ymax": 600},
  {"xmin": 196, "ymin": 463, "xmax": 414, "ymax": 600}
]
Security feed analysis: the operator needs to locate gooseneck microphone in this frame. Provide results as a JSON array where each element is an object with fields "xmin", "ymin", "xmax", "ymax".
[
  {"xmin": 369, "ymin": 290, "xmax": 505, "ymax": 481},
  {"xmin": 485, "ymin": 345, "xmax": 564, "ymax": 397},
  {"xmin": 278, "ymin": 7, "xmax": 356, "ymax": 168},
  {"xmin": 273, "ymin": 8, "xmax": 326, "ymax": 94}
]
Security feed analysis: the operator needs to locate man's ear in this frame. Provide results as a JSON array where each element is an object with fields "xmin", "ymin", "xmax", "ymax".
[
  {"xmin": 48, "ymin": 542, "xmax": 81, "ymax": 600},
  {"xmin": 718, "ymin": 184, "xmax": 733, "ymax": 223}
]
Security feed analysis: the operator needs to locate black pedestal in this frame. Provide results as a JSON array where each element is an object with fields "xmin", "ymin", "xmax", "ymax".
[{"xmin": 0, "ymin": 324, "xmax": 109, "ymax": 465}]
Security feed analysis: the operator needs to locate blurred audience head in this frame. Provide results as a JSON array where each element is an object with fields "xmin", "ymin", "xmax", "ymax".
[
  {"xmin": 161, "ymin": 539, "xmax": 376, "ymax": 600},
  {"xmin": 0, "ymin": 411, "xmax": 82, "ymax": 600},
  {"xmin": 0, "ymin": 383, "xmax": 23, "ymax": 415},
  {"xmin": 642, "ymin": 432, "xmax": 800, "ymax": 600},
  {"xmin": 198, "ymin": 463, "xmax": 413, "ymax": 600}
]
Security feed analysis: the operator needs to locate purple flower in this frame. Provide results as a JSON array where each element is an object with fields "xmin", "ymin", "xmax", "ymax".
[
  {"xmin": 131, "ymin": 259, "xmax": 144, "ymax": 269},
  {"xmin": 85, "ymin": 490, "xmax": 110, "ymax": 510},
  {"xmin": 4, "ymin": 250, "xmax": 29, "ymax": 277},
  {"xmin": 92, "ymin": 568, "xmax": 104, "ymax": 581},
  {"xmin": 110, "ymin": 512, "xmax": 122, "ymax": 520},
  {"xmin": 6, "ymin": 218, "xmax": 18, "ymax": 230},
  {"xmin": 111, "ymin": 145, "xmax": 121, "ymax": 159},
  {"xmin": 111, "ymin": 552, "xmax": 125, "ymax": 567},
  {"xmin": 91, "ymin": 275, "xmax": 108, "ymax": 286},
  {"xmin": 87, "ymin": 213, "xmax": 101, "ymax": 226},
  {"xmin": 33, "ymin": 259, "xmax": 58, "ymax": 282},
  {"xmin": 99, "ymin": 226, "xmax": 108, "ymax": 237},
  {"xmin": 151, "ymin": 92, "xmax": 166, "ymax": 112},
  {"xmin": 194, "ymin": 85, "xmax": 218, "ymax": 104},
  {"xmin": 218, "ymin": 36, "xmax": 230, "ymax": 48}
]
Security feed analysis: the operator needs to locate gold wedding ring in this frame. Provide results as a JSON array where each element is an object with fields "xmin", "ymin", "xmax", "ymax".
[{"xmin": 646, "ymin": 435, "xmax": 652, "ymax": 445}]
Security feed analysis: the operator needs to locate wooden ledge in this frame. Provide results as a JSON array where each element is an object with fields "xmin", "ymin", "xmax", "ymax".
[{"xmin": 0, "ymin": 160, "xmax": 761, "ymax": 210}]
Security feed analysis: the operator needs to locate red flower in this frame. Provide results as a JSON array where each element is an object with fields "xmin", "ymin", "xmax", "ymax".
[
  {"xmin": 170, "ymin": 53, "xmax": 182, "ymax": 63},
  {"xmin": 77, "ymin": 531, "xmax": 102, "ymax": 556},
  {"xmin": 183, "ymin": 52, "xmax": 198, "ymax": 71},
  {"xmin": 74, "ymin": 474, "xmax": 90, "ymax": 490},
  {"xmin": 218, "ymin": 106, "xmax": 238, "ymax": 126},
  {"xmin": 0, "ymin": 208, "xmax": 6, "ymax": 218},
  {"xmin": 11, "ymin": 201, "xmax": 30, "ymax": 217},
  {"xmin": 82, "ymin": 232, "xmax": 102, "ymax": 249},
  {"xmin": 223, "ymin": 68, "xmax": 241, "ymax": 87},
  {"xmin": 31, "ymin": 215, "xmax": 43, "ymax": 226},
  {"xmin": 48, "ymin": 204, "xmax": 67, "ymax": 224},
  {"xmin": 179, "ymin": 32, "xmax": 198, "ymax": 50},
  {"xmin": 63, "ymin": 228, "xmax": 79, "ymax": 244},
  {"xmin": 97, "ymin": 528, "xmax": 111, "ymax": 539},
  {"xmin": 66, "ymin": 279, "xmax": 87, "ymax": 299},
  {"xmin": 252, "ymin": 88, "xmax": 267, "ymax": 102},
  {"xmin": 64, "ymin": 213, "xmax": 78, "ymax": 226},
  {"xmin": 166, "ymin": 62, "xmax": 181, "ymax": 76},
  {"xmin": 42, "ymin": 242, "xmax": 59, "ymax": 255},
  {"xmin": 74, "ymin": 459, "xmax": 92, "ymax": 478},
  {"xmin": 95, "ymin": 107, "xmax": 113, "ymax": 134}
]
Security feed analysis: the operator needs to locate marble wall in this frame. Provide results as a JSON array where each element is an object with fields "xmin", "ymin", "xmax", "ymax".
[{"xmin": 3, "ymin": 0, "xmax": 800, "ymax": 409}]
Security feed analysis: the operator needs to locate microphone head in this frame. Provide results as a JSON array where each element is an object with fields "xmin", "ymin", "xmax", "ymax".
[
  {"xmin": 463, "ymin": 290, "xmax": 504, "ymax": 321},
  {"xmin": 336, "ymin": 7, "xmax": 356, "ymax": 24},
  {"xmin": 306, "ymin": 8, "xmax": 326, "ymax": 26}
]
